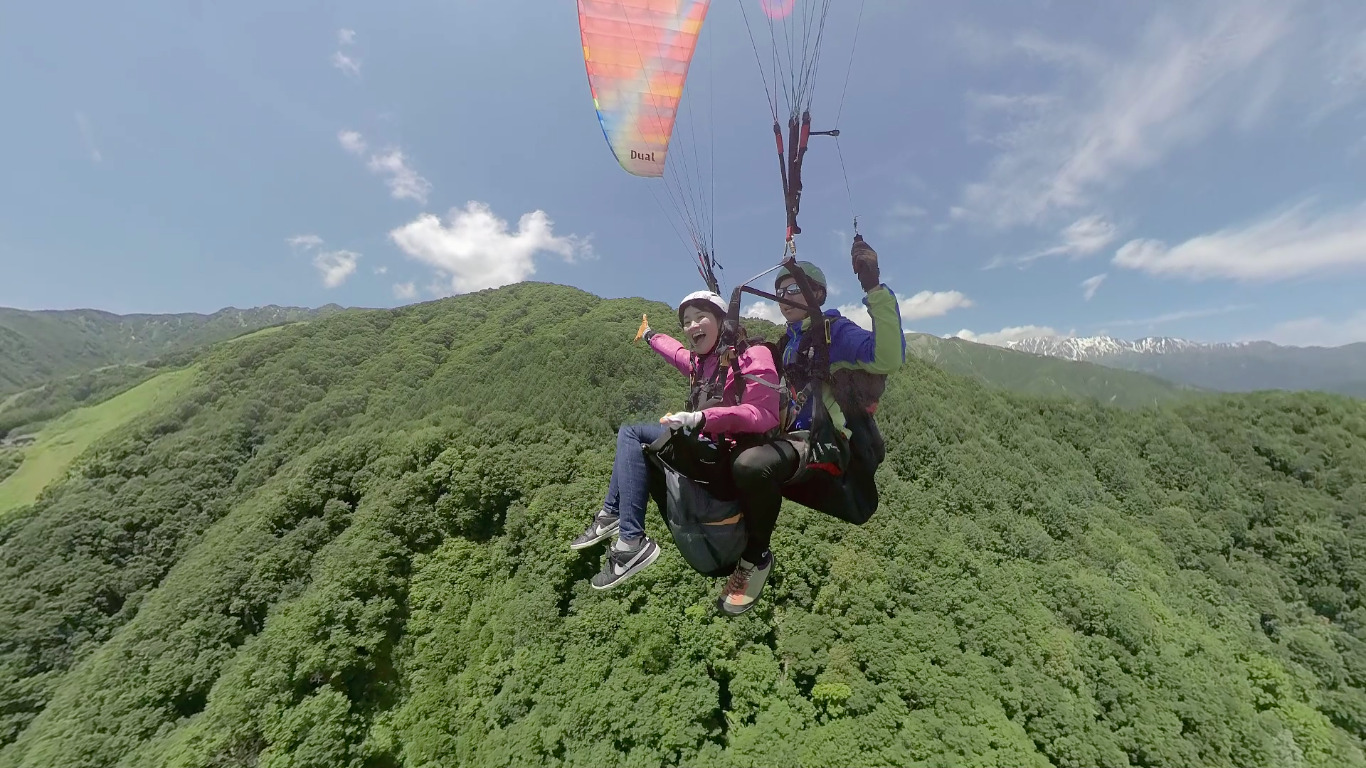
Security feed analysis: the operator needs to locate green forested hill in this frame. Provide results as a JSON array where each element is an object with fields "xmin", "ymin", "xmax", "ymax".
[
  {"xmin": 0, "ymin": 283, "xmax": 1363, "ymax": 768},
  {"xmin": 906, "ymin": 333, "xmax": 1199, "ymax": 407},
  {"xmin": 0, "ymin": 304, "xmax": 346, "ymax": 395}
]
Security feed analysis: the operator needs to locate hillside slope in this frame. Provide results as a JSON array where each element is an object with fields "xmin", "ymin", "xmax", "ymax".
[
  {"xmin": 0, "ymin": 366, "xmax": 198, "ymax": 515},
  {"xmin": 0, "ymin": 304, "xmax": 346, "ymax": 394},
  {"xmin": 907, "ymin": 333, "xmax": 1198, "ymax": 407},
  {"xmin": 0, "ymin": 283, "xmax": 1362, "ymax": 768}
]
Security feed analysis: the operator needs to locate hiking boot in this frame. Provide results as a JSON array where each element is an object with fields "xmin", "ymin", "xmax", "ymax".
[
  {"xmin": 591, "ymin": 537, "xmax": 661, "ymax": 590},
  {"xmin": 570, "ymin": 507, "xmax": 619, "ymax": 550},
  {"xmin": 717, "ymin": 553, "xmax": 773, "ymax": 616}
]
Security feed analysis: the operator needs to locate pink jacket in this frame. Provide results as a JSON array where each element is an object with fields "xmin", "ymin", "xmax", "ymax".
[{"xmin": 649, "ymin": 333, "xmax": 781, "ymax": 438}]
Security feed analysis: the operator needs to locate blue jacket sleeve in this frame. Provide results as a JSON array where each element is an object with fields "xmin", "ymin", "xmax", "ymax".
[{"xmin": 827, "ymin": 285, "xmax": 906, "ymax": 374}]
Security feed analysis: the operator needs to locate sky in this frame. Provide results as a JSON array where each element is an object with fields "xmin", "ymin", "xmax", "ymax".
[{"xmin": 3, "ymin": 0, "xmax": 1366, "ymax": 348}]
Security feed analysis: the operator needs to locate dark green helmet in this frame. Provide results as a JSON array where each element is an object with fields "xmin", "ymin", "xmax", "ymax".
[{"xmin": 774, "ymin": 261, "xmax": 827, "ymax": 291}]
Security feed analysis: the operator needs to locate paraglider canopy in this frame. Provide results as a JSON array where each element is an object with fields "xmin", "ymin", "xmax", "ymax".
[{"xmin": 578, "ymin": 1, "xmax": 709, "ymax": 179}]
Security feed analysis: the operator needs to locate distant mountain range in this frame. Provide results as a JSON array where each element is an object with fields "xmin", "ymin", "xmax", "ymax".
[
  {"xmin": 0, "ymin": 305, "xmax": 347, "ymax": 394},
  {"xmin": 993, "ymin": 335, "xmax": 1366, "ymax": 397},
  {"xmin": 905, "ymin": 334, "xmax": 1197, "ymax": 407}
]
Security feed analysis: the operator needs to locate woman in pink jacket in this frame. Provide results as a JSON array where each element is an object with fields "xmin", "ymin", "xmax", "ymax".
[{"xmin": 571, "ymin": 290, "xmax": 781, "ymax": 595}]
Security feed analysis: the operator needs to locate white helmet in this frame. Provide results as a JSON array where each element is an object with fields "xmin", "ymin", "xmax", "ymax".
[{"xmin": 676, "ymin": 290, "xmax": 728, "ymax": 324}]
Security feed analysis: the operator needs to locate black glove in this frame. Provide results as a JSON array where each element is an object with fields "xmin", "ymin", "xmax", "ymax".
[{"xmin": 851, "ymin": 235, "xmax": 880, "ymax": 292}]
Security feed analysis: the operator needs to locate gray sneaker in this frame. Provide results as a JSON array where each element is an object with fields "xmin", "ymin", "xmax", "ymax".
[
  {"xmin": 591, "ymin": 537, "xmax": 661, "ymax": 590},
  {"xmin": 570, "ymin": 507, "xmax": 619, "ymax": 550}
]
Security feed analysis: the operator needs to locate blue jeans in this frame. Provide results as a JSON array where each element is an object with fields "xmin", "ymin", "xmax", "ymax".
[{"xmin": 603, "ymin": 422, "xmax": 668, "ymax": 541}]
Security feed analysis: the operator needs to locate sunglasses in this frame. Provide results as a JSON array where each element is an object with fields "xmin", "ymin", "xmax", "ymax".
[{"xmin": 776, "ymin": 284, "xmax": 805, "ymax": 297}]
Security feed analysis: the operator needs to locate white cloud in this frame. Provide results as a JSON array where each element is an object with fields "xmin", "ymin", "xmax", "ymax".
[
  {"xmin": 1112, "ymin": 198, "xmax": 1366, "ymax": 281},
  {"xmin": 839, "ymin": 290, "xmax": 975, "ymax": 330},
  {"xmin": 393, "ymin": 282, "xmax": 418, "ymax": 300},
  {"xmin": 954, "ymin": 325, "xmax": 1067, "ymax": 347},
  {"xmin": 743, "ymin": 301, "xmax": 785, "ymax": 324},
  {"xmin": 338, "ymin": 130, "xmax": 366, "ymax": 155},
  {"xmin": 1257, "ymin": 310, "xmax": 1366, "ymax": 347},
  {"xmin": 332, "ymin": 51, "xmax": 360, "ymax": 77},
  {"xmin": 367, "ymin": 148, "xmax": 432, "ymax": 204},
  {"xmin": 337, "ymin": 132, "xmax": 432, "ymax": 205},
  {"xmin": 314, "ymin": 250, "xmax": 359, "ymax": 288},
  {"xmin": 389, "ymin": 201, "xmax": 591, "ymax": 294},
  {"xmin": 1082, "ymin": 273, "xmax": 1107, "ymax": 300},
  {"xmin": 901, "ymin": 290, "xmax": 975, "ymax": 321},
  {"xmin": 338, "ymin": 28, "xmax": 356, "ymax": 46},
  {"xmin": 373, "ymin": 265, "xmax": 388, "ymax": 275},
  {"xmin": 1052, "ymin": 215, "xmax": 1118, "ymax": 257},
  {"xmin": 987, "ymin": 214, "xmax": 1119, "ymax": 269},
  {"xmin": 957, "ymin": 2, "xmax": 1295, "ymax": 228},
  {"xmin": 839, "ymin": 304, "xmax": 873, "ymax": 330},
  {"xmin": 286, "ymin": 234, "xmax": 324, "ymax": 251},
  {"xmin": 75, "ymin": 111, "xmax": 101, "ymax": 163},
  {"xmin": 285, "ymin": 235, "xmax": 359, "ymax": 288}
]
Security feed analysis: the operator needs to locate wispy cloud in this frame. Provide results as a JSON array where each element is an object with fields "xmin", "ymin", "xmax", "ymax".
[
  {"xmin": 954, "ymin": 325, "xmax": 1068, "ymax": 346},
  {"xmin": 75, "ymin": 111, "xmax": 101, "ymax": 163},
  {"xmin": 986, "ymin": 214, "xmax": 1118, "ymax": 269},
  {"xmin": 332, "ymin": 51, "xmax": 361, "ymax": 78},
  {"xmin": 338, "ymin": 130, "xmax": 366, "ymax": 155},
  {"xmin": 1113, "ymin": 198, "xmax": 1366, "ymax": 281},
  {"xmin": 1103, "ymin": 303, "xmax": 1252, "ymax": 328},
  {"xmin": 285, "ymin": 234, "xmax": 360, "ymax": 288},
  {"xmin": 286, "ymin": 234, "xmax": 324, "ymax": 251},
  {"xmin": 1256, "ymin": 310, "xmax": 1366, "ymax": 347},
  {"xmin": 337, "ymin": 131, "xmax": 432, "ymax": 204},
  {"xmin": 332, "ymin": 28, "xmax": 360, "ymax": 77},
  {"xmin": 1081, "ymin": 273, "xmax": 1107, "ymax": 300},
  {"xmin": 389, "ymin": 201, "xmax": 591, "ymax": 294},
  {"xmin": 393, "ymin": 282, "xmax": 417, "ymax": 300},
  {"xmin": 367, "ymin": 148, "xmax": 432, "ymax": 204},
  {"xmin": 314, "ymin": 250, "xmax": 359, "ymax": 288},
  {"xmin": 957, "ymin": 2, "xmax": 1296, "ymax": 228},
  {"xmin": 879, "ymin": 202, "xmax": 929, "ymax": 238},
  {"xmin": 373, "ymin": 265, "xmax": 388, "ymax": 275}
]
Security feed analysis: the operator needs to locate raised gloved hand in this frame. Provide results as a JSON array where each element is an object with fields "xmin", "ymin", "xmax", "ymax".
[
  {"xmin": 659, "ymin": 411, "xmax": 705, "ymax": 430},
  {"xmin": 851, "ymin": 234, "xmax": 880, "ymax": 292},
  {"xmin": 634, "ymin": 313, "xmax": 654, "ymax": 343}
]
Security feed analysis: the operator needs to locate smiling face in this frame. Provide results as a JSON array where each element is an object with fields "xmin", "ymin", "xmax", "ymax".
[
  {"xmin": 777, "ymin": 277, "xmax": 813, "ymax": 324},
  {"xmin": 681, "ymin": 304, "xmax": 721, "ymax": 355}
]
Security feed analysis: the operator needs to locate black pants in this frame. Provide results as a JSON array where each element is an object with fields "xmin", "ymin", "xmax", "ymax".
[
  {"xmin": 731, "ymin": 438, "xmax": 801, "ymax": 563},
  {"xmin": 731, "ymin": 433, "xmax": 880, "ymax": 563}
]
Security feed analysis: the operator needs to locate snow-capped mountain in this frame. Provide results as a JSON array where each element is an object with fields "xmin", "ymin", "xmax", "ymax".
[
  {"xmin": 1003, "ymin": 335, "xmax": 1247, "ymax": 361},
  {"xmin": 984, "ymin": 335, "xmax": 1366, "ymax": 397}
]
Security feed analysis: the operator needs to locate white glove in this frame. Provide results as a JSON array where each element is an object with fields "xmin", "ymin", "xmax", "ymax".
[{"xmin": 659, "ymin": 411, "xmax": 705, "ymax": 430}]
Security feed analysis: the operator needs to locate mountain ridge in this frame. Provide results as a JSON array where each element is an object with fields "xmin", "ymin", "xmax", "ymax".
[
  {"xmin": 0, "ymin": 304, "xmax": 349, "ymax": 394},
  {"xmin": 986, "ymin": 333, "xmax": 1366, "ymax": 396}
]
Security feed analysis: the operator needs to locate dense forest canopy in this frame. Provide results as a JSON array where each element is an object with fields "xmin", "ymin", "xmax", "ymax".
[{"xmin": 0, "ymin": 282, "xmax": 1362, "ymax": 768}]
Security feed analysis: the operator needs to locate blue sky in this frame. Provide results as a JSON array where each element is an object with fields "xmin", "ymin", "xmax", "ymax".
[{"xmin": 3, "ymin": 0, "xmax": 1365, "ymax": 347}]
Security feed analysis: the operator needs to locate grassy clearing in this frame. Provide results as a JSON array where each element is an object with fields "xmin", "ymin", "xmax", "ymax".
[
  {"xmin": 0, "ymin": 366, "xmax": 198, "ymax": 516},
  {"xmin": 220, "ymin": 323, "xmax": 297, "ymax": 346},
  {"xmin": 0, "ymin": 391, "xmax": 23, "ymax": 415}
]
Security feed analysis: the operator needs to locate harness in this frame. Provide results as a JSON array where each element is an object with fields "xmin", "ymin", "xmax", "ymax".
[{"xmin": 686, "ymin": 344, "xmax": 785, "ymax": 445}]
